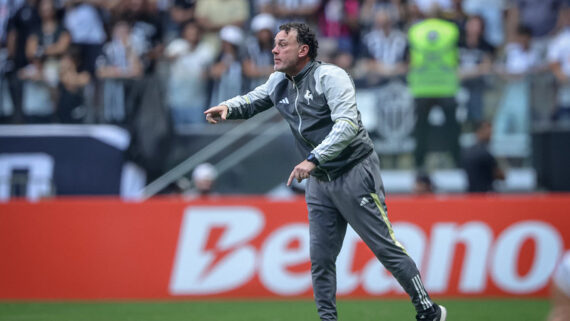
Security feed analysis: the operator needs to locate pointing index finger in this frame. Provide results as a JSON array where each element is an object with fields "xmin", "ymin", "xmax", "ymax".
[{"xmin": 287, "ymin": 169, "xmax": 295, "ymax": 187}]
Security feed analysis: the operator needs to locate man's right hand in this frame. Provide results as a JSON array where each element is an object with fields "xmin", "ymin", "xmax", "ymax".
[{"xmin": 204, "ymin": 105, "xmax": 229, "ymax": 124}]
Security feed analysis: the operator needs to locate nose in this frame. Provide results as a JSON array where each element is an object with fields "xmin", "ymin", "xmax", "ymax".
[{"xmin": 272, "ymin": 45, "xmax": 279, "ymax": 55}]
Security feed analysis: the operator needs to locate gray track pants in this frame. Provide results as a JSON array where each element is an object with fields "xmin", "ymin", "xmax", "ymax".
[{"xmin": 305, "ymin": 152, "xmax": 433, "ymax": 321}]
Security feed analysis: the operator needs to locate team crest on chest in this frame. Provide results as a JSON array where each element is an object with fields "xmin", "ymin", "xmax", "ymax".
[{"xmin": 304, "ymin": 90, "xmax": 313, "ymax": 103}]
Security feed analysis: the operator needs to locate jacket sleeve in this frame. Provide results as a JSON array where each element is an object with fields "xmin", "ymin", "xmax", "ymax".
[
  {"xmin": 220, "ymin": 73, "xmax": 277, "ymax": 119},
  {"xmin": 311, "ymin": 66, "xmax": 360, "ymax": 164}
]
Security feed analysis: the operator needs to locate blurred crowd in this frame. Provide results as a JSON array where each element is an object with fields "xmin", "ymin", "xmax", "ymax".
[{"xmin": 1, "ymin": 0, "xmax": 570, "ymax": 185}]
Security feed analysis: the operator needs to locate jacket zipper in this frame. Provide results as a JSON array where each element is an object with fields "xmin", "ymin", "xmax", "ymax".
[{"xmin": 292, "ymin": 78, "xmax": 332, "ymax": 181}]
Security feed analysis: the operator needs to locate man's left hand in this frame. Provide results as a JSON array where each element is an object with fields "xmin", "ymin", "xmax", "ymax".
[{"xmin": 287, "ymin": 160, "xmax": 316, "ymax": 186}]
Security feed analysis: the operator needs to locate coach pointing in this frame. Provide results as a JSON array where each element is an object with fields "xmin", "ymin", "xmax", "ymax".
[{"xmin": 204, "ymin": 22, "xmax": 446, "ymax": 321}]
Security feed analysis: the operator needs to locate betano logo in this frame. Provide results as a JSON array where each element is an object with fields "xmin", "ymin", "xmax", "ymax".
[
  {"xmin": 169, "ymin": 207, "xmax": 264, "ymax": 294},
  {"xmin": 169, "ymin": 207, "xmax": 564, "ymax": 296}
]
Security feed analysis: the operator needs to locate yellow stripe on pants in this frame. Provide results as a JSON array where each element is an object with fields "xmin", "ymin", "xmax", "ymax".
[{"xmin": 370, "ymin": 192, "xmax": 408, "ymax": 254}]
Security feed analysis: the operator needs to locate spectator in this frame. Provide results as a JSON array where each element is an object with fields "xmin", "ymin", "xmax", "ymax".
[
  {"xmin": 57, "ymin": 46, "xmax": 90, "ymax": 123},
  {"xmin": 0, "ymin": 0, "xmax": 23, "ymax": 121},
  {"xmin": 407, "ymin": 12, "xmax": 461, "ymax": 169},
  {"xmin": 5, "ymin": 0, "xmax": 40, "ymax": 123},
  {"xmin": 547, "ymin": 8, "xmax": 570, "ymax": 123},
  {"xmin": 167, "ymin": 0, "xmax": 196, "ymax": 41},
  {"xmin": 329, "ymin": 49, "xmax": 355, "ymax": 72},
  {"xmin": 413, "ymin": 172, "xmax": 434, "ymax": 194},
  {"xmin": 117, "ymin": 0, "xmax": 164, "ymax": 75},
  {"xmin": 509, "ymin": 0, "xmax": 570, "ymax": 79},
  {"xmin": 18, "ymin": 53, "xmax": 54, "ymax": 123},
  {"xmin": 0, "ymin": 50, "xmax": 13, "ymax": 122},
  {"xmin": 493, "ymin": 25, "xmax": 541, "ymax": 140},
  {"xmin": 0, "ymin": 0, "xmax": 18, "ymax": 47},
  {"xmin": 317, "ymin": 0, "xmax": 359, "ymax": 59},
  {"xmin": 445, "ymin": 0, "xmax": 468, "ymax": 32},
  {"xmin": 194, "ymin": 0, "xmax": 249, "ymax": 53},
  {"xmin": 461, "ymin": 120, "xmax": 505, "ymax": 193},
  {"xmin": 183, "ymin": 162, "xmax": 218, "ymax": 197},
  {"xmin": 458, "ymin": 15, "xmax": 494, "ymax": 126},
  {"xmin": 360, "ymin": 0, "xmax": 404, "ymax": 32},
  {"xmin": 357, "ymin": 9, "xmax": 407, "ymax": 85},
  {"xmin": 195, "ymin": 0, "xmax": 249, "ymax": 32},
  {"xmin": 96, "ymin": 19, "xmax": 143, "ymax": 123},
  {"xmin": 64, "ymin": 0, "xmax": 106, "ymax": 75},
  {"xmin": 243, "ymin": 13, "xmax": 275, "ymax": 90},
  {"xmin": 462, "ymin": 0, "xmax": 507, "ymax": 46},
  {"xmin": 209, "ymin": 25, "xmax": 244, "ymax": 106},
  {"xmin": 26, "ymin": 0, "xmax": 70, "ymax": 66},
  {"xmin": 412, "ymin": 0, "xmax": 452, "ymax": 16},
  {"xmin": 19, "ymin": 0, "xmax": 70, "ymax": 123},
  {"xmin": 507, "ymin": 0, "xmax": 567, "ymax": 53},
  {"xmin": 402, "ymin": 1, "xmax": 424, "ymax": 31},
  {"xmin": 501, "ymin": 25, "xmax": 541, "ymax": 75},
  {"xmin": 263, "ymin": 0, "xmax": 320, "ymax": 27},
  {"xmin": 164, "ymin": 20, "xmax": 213, "ymax": 127}
]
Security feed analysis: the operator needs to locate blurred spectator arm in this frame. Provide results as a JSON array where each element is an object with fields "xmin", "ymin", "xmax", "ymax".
[
  {"xmin": 459, "ymin": 53, "xmax": 492, "ymax": 80},
  {"xmin": 272, "ymin": 1, "xmax": 319, "ymax": 19},
  {"xmin": 242, "ymin": 58, "xmax": 273, "ymax": 79},
  {"xmin": 362, "ymin": 58, "xmax": 407, "ymax": 77},
  {"xmin": 60, "ymin": 57, "xmax": 91, "ymax": 91},
  {"xmin": 146, "ymin": 42, "xmax": 165, "ymax": 64},
  {"xmin": 195, "ymin": 0, "xmax": 248, "ymax": 32},
  {"xmin": 208, "ymin": 60, "xmax": 227, "ymax": 80},
  {"xmin": 96, "ymin": 48, "xmax": 143, "ymax": 79},
  {"xmin": 127, "ymin": 49, "xmax": 144, "ymax": 78},
  {"xmin": 25, "ymin": 33, "xmax": 39, "ymax": 62},
  {"xmin": 505, "ymin": 1, "xmax": 519, "ymax": 43},
  {"xmin": 494, "ymin": 164, "xmax": 506, "ymax": 181},
  {"xmin": 549, "ymin": 61, "xmax": 567, "ymax": 83},
  {"xmin": 18, "ymin": 62, "xmax": 43, "ymax": 81},
  {"xmin": 6, "ymin": 25, "xmax": 16, "ymax": 58},
  {"xmin": 44, "ymin": 31, "xmax": 71, "ymax": 57}
]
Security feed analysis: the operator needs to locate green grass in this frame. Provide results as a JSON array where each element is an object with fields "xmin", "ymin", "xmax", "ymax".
[{"xmin": 0, "ymin": 299, "xmax": 550, "ymax": 321}]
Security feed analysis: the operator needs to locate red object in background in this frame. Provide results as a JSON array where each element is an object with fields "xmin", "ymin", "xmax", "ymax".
[{"xmin": 0, "ymin": 195, "xmax": 568, "ymax": 300}]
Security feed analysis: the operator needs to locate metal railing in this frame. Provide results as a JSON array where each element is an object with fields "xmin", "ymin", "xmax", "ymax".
[{"xmin": 138, "ymin": 107, "xmax": 285, "ymax": 199}]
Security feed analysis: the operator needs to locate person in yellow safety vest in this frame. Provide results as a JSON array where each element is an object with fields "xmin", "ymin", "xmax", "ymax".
[{"xmin": 407, "ymin": 16, "xmax": 461, "ymax": 170}]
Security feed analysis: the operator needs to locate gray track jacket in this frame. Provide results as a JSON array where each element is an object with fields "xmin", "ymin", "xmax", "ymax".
[{"xmin": 221, "ymin": 60, "xmax": 374, "ymax": 181}]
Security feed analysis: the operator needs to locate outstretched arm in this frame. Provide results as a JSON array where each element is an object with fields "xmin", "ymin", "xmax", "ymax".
[{"xmin": 204, "ymin": 73, "xmax": 279, "ymax": 122}]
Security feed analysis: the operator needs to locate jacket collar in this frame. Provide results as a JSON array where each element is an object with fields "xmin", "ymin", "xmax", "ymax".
[{"xmin": 286, "ymin": 60, "xmax": 316, "ymax": 83}]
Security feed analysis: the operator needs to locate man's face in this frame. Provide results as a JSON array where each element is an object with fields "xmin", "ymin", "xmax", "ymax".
[{"xmin": 272, "ymin": 29, "xmax": 304, "ymax": 75}]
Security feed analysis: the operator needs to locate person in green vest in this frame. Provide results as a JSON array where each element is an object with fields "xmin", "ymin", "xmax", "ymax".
[{"xmin": 407, "ymin": 14, "xmax": 461, "ymax": 170}]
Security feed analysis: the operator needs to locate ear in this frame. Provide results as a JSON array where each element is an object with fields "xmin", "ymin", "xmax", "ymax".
[{"xmin": 298, "ymin": 44, "xmax": 310, "ymax": 58}]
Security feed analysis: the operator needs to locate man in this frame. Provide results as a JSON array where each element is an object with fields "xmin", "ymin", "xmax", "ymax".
[
  {"xmin": 407, "ymin": 13, "xmax": 461, "ymax": 169},
  {"xmin": 547, "ymin": 7, "xmax": 570, "ymax": 122},
  {"xmin": 361, "ymin": 9, "xmax": 408, "ymax": 81},
  {"xmin": 461, "ymin": 120, "xmax": 505, "ymax": 193},
  {"xmin": 204, "ymin": 22, "xmax": 446, "ymax": 321},
  {"xmin": 243, "ymin": 13, "xmax": 276, "ymax": 90},
  {"xmin": 414, "ymin": 172, "xmax": 435, "ymax": 194}
]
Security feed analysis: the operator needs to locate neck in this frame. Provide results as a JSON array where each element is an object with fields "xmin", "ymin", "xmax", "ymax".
[{"xmin": 287, "ymin": 59, "xmax": 311, "ymax": 78}]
